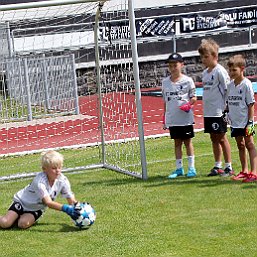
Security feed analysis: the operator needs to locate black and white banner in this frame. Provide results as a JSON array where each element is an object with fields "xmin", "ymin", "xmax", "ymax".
[
  {"xmin": 219, "ymin": 7, "xmax": 257, "ymax": 27},
  {"xmin": 99, "ymin": 6, "xmax": 257, "ymax": 39},
  {"xmin": 180, "ymin": 15, "xmax": 227, "ymax": 33},
  {"xmin": 180, "ymin": 6, "xmax": 257, "ymax": 33},
  {"xmin": 99, "ymin": 21, "xmax": 130, "ymax": 41},
  {"xmin": 136, "ymin": 17, "xmax": 175, "ymax": 37},
  {"xmin": 99, "ymin": 16, "xmax": 175, "ymax": 41}
]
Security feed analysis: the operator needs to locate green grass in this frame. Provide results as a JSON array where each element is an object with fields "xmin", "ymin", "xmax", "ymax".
[
  {"xmin": 1, "ymin": 132, "xmax": 257, "ymax": 257},
  {"xmin": 0, "ymin": 96, "xmax": 46, "ymax": 121}
]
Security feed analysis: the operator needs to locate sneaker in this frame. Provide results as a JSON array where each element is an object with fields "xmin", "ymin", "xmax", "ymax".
[
  {"xmin": 232, "ymin": 171, "xmax": 248, "ymax": 181},
  {"xmin": 242, "ymin": 172, "xmax": 257, "ymax": 183},
  {"xmin": 168, "ymin": 168, "xmax": 184, "ymax": 179},
  {"xmin": 207, "ymin": 167, "xmax": 224, "ymax": 177},
  {"xmin": 220, "ymin": 167, "xmax": 235, "ymax": 177},
  {"xmin": 187, "ymin": 167, "xmax": 197, "ymax": 178}
]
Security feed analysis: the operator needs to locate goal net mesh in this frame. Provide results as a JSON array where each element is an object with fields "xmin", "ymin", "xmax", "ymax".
[{"xmin": 0, "ymin": 0, "xmax": 147, "ymax": 181}]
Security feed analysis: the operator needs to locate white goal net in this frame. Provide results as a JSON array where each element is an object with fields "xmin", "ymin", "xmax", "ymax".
[{"xmin": 0, "ymin": 0, "xmax": 147, "ymax": 181}]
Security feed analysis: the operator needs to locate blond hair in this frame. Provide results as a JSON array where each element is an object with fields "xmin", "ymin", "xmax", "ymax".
[
  {"xmin": 227, "ymin": 54, "xmax": 246, "ymax": 68},
  {"xmin": 198, "ymin": 38, "xmax": 219, "ymax": 57},
  {"xmin": 41, "ymin": 150, "xmax": 63, "ymax": 169}
]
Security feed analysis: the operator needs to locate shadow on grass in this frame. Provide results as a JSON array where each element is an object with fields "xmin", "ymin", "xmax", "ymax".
[
  {"xmin": 0, "ymin": 222, "xmax": 85, "ymax": 233},
  {"xmin": 32, "ymin": 223, "xmax": 85, "ymax": 233},
  {"xmin": 81, "ymin": 176, "xmax": 144, "ymax": 187},
  {"xmin": 145, "ymin": 175, "xmax": 257, "ymax": 189},
  {"xmin": 80, "ymin": 173, "xmax": 257, "ymax": 190}
]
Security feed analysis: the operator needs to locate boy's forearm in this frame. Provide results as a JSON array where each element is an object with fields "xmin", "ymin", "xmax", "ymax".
[
  {"xmin": 248, "ymin": 104, "xmax": 254, "ymax": 120},
  {"xmin": 46, "ymin": 201, "xmax": 63, "ymax": 211},
  {"xmin": 66, "ymin": 197, "xmax": 77, "ymax": 205}
]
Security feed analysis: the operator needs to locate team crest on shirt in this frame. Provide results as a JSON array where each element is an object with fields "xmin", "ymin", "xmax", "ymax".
[
  {"xmin": 15, "ymin": 203, "xmax": 22, "ymax": 210},
  {"xmin": 212, "ymin": 123, "xmax": 219, "ymax": 130}
]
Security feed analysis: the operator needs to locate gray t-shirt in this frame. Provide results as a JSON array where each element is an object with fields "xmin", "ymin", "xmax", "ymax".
[
  {"xmin": 227, "ymin": 78, "xmax": 255, "ymax": 128},
  {"xmin": 162, "ymin": 74, "xmax": 195, "ymax": 127},
  {"xmin": 13, "ymin": 172, "xmax": 74, "ymax": 211},
  {"xmin": 202, "ymin": 64, "xmax": 230, "ymax": 117}
]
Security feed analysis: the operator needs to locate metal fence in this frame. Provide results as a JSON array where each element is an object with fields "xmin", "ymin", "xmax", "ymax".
[{"xmin": 1, "ymin": 54, "xmax": 79, "ymax": 121}]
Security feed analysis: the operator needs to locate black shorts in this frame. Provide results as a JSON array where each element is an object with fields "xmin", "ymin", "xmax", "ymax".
[
  {"xmin": 230, "ymin": 127, "xmax": 246, "ymax": 137},
  {"xmin": 204, "ymin": 116, "xmax": 227, "ymax": 134},
  {"xmin": 169, "ymin": 125, "xmax": 194, "ymax": 139},
  {"xmin": 9, "ymin": 202, "xmax": 43, "ymax": 221}
]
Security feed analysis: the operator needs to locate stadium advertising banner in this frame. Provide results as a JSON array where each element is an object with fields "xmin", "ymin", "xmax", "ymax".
[
  {"xmin": 99, "ymin": 16, "xmax": 175, "ymax": 41},
  {"xmin": 180, "ymin": 6, "xmax": 257, "ymax": 33},
  {"xmin": 220, "ymin": 7, "xmax": 257, "ymax": 27},
  {"xmin": 99, "ymin": 21, "xmax": 130, "ymax": 41},
  {"xmin": 99, "ymin": 6, "xmax": 257, "ymax": 39},
  {"xmin": 180, "ymin": 15, "xmax": 227, "ymax": 33},
  {"xmin": 136, "ymin": 17, "xmax": 175, "ymax": 37}
]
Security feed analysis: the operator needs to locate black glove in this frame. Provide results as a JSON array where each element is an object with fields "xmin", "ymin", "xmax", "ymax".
[{"xmin": 222, "ymin": 110, "xmax": 228, "ymax": 123}]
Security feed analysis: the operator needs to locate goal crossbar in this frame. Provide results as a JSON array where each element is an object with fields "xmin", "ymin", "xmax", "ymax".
[{"xmin": 0, "ymin": 0, "xmax": 108, "ymax": 11}]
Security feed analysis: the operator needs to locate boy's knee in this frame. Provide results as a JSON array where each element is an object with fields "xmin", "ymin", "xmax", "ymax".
[
  {"xmin": 237, "ymin": 141, "xmax": 245, "ymax": 150},
  {"xmin": 18, "ymin": 220, "xmax": 32, "ymax": 229},
  {"xmin": 245, "ymin": 141, "xmax": 255, "ymax": 150},
  {"xmin": 0, "ymin": 217, "xmax": 13, "ymax": 229}
]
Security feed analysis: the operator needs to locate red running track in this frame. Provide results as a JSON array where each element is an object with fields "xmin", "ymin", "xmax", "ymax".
[{"xmin": 0, "ymin": 90, "xmax": 254, "ymax": 155}]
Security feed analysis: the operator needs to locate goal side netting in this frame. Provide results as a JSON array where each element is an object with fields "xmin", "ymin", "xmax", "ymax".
[{"xmin": 0, "ymin": 0, "xmax": 147, "ymax": 181}]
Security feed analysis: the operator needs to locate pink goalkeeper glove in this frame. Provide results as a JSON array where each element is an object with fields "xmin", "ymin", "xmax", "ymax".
[{"xmin": 179, "ymin": 102, "xmax": 192, "ymax": 113}]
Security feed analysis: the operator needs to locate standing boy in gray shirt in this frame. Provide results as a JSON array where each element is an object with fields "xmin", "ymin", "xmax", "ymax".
[{"xmin": 162, "ymin": 53, "xmax": 197, "ymax": 179}]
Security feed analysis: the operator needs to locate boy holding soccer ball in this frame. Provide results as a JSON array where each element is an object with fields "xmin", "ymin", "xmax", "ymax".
[
  {"xmin": 0, "ymin": 150, "xmax": 80, "ymax": 229},
  {"xmin": 227, "ymin": 55, "xmax": 257, "ymax": 182},
  {"xmin": 198, "ymin": 38, "xmax": 233, "ymax": 177},
  {"xmin": 162, "ymin": 52, "xmax": 197, "ymax": 179}
]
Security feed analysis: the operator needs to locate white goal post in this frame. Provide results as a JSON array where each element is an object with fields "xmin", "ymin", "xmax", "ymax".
[{"xmin": 0, "ymin": 0, "xmax": 147, "ymax": 181}]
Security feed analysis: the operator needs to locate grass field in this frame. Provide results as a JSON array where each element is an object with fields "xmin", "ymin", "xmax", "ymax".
[{"xmin": 1, "ymin": 132, "xmax": 257, "ymax": 257}]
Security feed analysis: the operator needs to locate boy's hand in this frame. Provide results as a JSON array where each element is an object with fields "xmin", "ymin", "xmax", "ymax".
[
  {"xmin": 246, "ymin": 120, "xmax": 255, "ymax": 136},
  {"xmin": 62, "ymin": 204, "xmax": 81, "ymax": 220},
  {"xmin": 222, "ymin": 110, "xmax": 228, "ymax": 124},
  {"xmin": 179, "ymin": 102, "xmax": 192, "ymax": 113},
  {"xmin": 162, "ymin": 114, "xmax": 167, "ymax": 130}
]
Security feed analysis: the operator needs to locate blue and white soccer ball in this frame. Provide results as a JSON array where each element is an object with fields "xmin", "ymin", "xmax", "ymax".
[{"xmin": 73, "ymin": 202, "xmax": 96, "ymax": 229}]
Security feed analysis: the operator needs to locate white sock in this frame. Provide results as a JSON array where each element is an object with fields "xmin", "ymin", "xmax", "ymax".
[
  {"xmin": 188, "ymin": 155, "xmax": 195, "ymax": 168},
  {"xmin": 215, "ymin": 162, "xmax": 222, "ymax": 168},
  {"xmin": 176, "ymin": 159, "xmax": 183, "ymax": 169},
  {"xmin": 225, "ymin": 162, "xmax": 232, "ymax": 170}
]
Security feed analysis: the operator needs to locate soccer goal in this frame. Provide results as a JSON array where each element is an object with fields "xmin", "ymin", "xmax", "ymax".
[{"xmin": 0, "ymin": 0, "xmax": 147, "ymax": 181}]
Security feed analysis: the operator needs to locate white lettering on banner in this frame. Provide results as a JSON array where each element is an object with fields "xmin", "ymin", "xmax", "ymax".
[
  {"xmin": 220, "ymin": 9, "xmax": 257, "ymax": 22},
  {"xmin": 164, "ymin": 20, "xmax": 175, "ymax": 34},
  {"xmin": 139, "ymin": 19, "xmax": 154, "ymax": 33},
  {"xmin": 157, "ymin": 20, "xmax": 173, "ymax": 35},
  {"xmin": 238, "ymin": 10, "xmax": 257, "ymax": 20},
  {"xmin": 195, "ymin": 16, "xmax": 226, "ymax": 30},
  {"xmin": 220, "ymin": 13, "xmax": 237, "ymax": 21},
  {"xmin": 154, "ymin": 20, "xmax": 165, "ymax": 34},
  {"xmin": 146, "ymin": 21, "xmax": 158, "ymax": 34},
  {"xmin": 182, "ymin": 17, "xmax": 195, "ymax": 31},
  {"xmin": 100, "ymin": 25, "xmax": 130, "ymax": 41}
]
